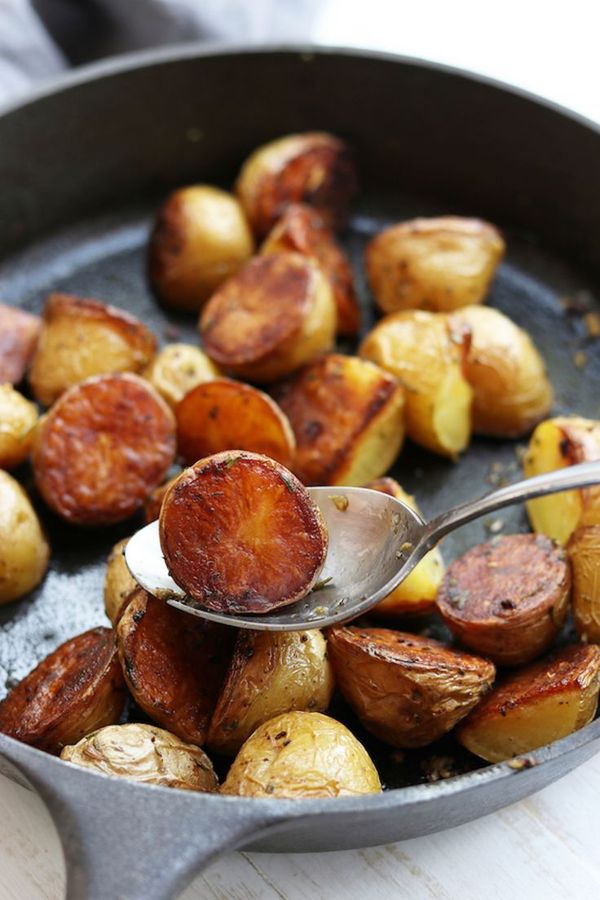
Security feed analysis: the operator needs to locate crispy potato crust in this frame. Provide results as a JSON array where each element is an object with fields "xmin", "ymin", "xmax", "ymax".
[
  {"xmin": 0, "ymin": 627, "xmax": 126, "ymax": 753},
  {"xmin": 0, "ymin": 470, "xmax": 49, "ymax": 604},
  {"xmin": 327, "ymin": 626, "xmax": 495, "ymax": 748},
  {"xmin": 568, "ymin": 524, "xmax": 600, "ymax": 643},
  {"xmin": 0, "ymin": 384, "xmax": 38, "ymax": 470},
  {"xmin": 0, "ymin": 303, "xmax": 40, "ymax": 385},
  {"xmin": 32, "ymin": 373, "xmax": 176, "ymax": 525},
  {"xmin": 159, "ymin": 451, "xmax": 328, "ymax": 614},
  {"xmin": 142, "ymin": 343, "xmax": 222, "ymax": 408},
  {"xmin": 103, "ymin": 538, "xmax": 137, "ymax": 625}
]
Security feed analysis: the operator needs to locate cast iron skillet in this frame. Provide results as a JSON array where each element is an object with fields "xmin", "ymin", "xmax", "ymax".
[{"xmin": 1, "ymin": 45, "xmax": 600, "ymax": 900}]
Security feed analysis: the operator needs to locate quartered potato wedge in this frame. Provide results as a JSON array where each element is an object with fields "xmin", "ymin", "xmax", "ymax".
[
  {"xmin": 103, "ymin": 538, "xmax": 137, "ymax": 626},
  {"xmin": 568, "ymin": 524, "xmax": 600, "ymax": 643},
  {"xmin": 142, "ymin": 343, "xmax": 222, "ymax": 408},
  {"xmin": 0, "ymin": 470, "xmax": 49, "ymax": 605},
  {"xmin": 0, "ymin": 384, "xmax": 38, "ymax": 470},
  {"xmin": 0, "ymin": 303, "xmax": 40, "ymax": 385}
]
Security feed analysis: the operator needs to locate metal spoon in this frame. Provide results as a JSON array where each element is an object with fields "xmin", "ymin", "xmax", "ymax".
[{"xmin": 125, "ymin": 460, "xmax": 600, "ymax": 631}]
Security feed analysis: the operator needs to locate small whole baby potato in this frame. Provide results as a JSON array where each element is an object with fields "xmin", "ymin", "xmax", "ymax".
[
  {"xmin": 29, "ymin": 292, "xmax": 157, "ymax": 407},
  {"xmin": 143, "ymin": 474, "xmax": 180, "ymax": 523},
  {"xmin": 274, "ymin": 354, "xmax": 405, "ymax": 486},
  {"xmin": 235, "ymin": 132, "xmax": 357, "ymax": 238},
  {"xmin": 327, "ymin": 627, "xmax": 495, "ymax": 748},
  {"xmin": 450, "ymin": 306, "xmax": 553, "ymax": 437},
  {"xmin": 0, "ymin": 384, "xmax": 38, "ymax": 469},
  {"xmin": 208, "ymin": 629, "xmax": 334, "ymax": 756},
  {"xmin": 103, "ymin": 538, "xmax": 137, "ymax": 625},
  {"xmin": 366, "ymin": 478, "xmax": 444, "ymax": 616},
  {"xmin": 149, "ymin": 186, "xmax": 254, "ymax": 312},
  {"xmin": 221, "ymin": 711, "xmax": 381, "ymax": 798},
  {"xmin": 61, "ymin": 723, "xmax": 218, "ymax": 792},
  {"xmin": 200, "ymin": 253, "xmax": 336, "ymax": 383},
  {"xmin": 0, "ymin": 470, "xmax": 49, "ymax": 604},
  {"xmin": 457, "ymin": 643, "xmax": 600, "ymax": 763},
  {"xmin": 360, "ymin": 310, "xmax": 472, "ymax": 458},
  {"xmin": 437, "ymin": 533, "xmax": 570, "ymax": 666},
  {"xmin": 365, "ymin": 216, "xmax": 505, "ymax": 314},
  {"xmin": 524, "ymin": 417, "xmax": 600, "ymax": 545},
  {"xmin": 0, "ymin": 627, "xmax": 127, "ymax": 753},
  {"xmin": 142, "ymin": 343, "xmax": 222, "ymax": 408},
  {"xmin": 159, "ymin": 451, "xmax": 328, "ymax": 614},
  {"xmin": 568, "ymin": 525, "xmax": 600, "ymax": 643},
  {"xmin": 261, "ymin": 203, "xmax": 360, "ymax": 336},
  {"xmin": 0, "ymin": 303, "xmax": 40, "ymax": 385}
]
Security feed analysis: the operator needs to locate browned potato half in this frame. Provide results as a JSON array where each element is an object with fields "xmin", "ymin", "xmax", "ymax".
[
  {"xmin": 274, "ymin": 354, "xmax": 405, "ymax": 485},
  {"xmin": 200, "ymin": 253, "xmax": 336, "ymax": 383},
  {"xmin": 0, "ymin": 627, "xmax": 126, "ymax": 753},
  {"xmin": 0, "ymin": 470, "xmax": 49, "ymax": 604},
  {"xmin": 261, "ymin": 203, "xmax": 360, "ymax": 336},
  {"xmin": 32, "ymin": 373, "xmax": 176, "ymax": 526},
  {"xmin": 143, "ymin": 474, "xmax": 180, "ymax": 523},
  {"xmin": 176, "ymin": 378, "xmax": 295, "ymax": 468},
  {"xmin": 29, "ymin": 293, "xmax": 157, "ymax": 406},
  {"xmin": 208, "ymin": 629, "xmax": 334, "ymax": 755},
  {"xmin": 103, "ymin": 538, "xmax": 137, "ymax": 625},
  {"xmin": 117, "ymin": 588, "xmax": 235, "ymax": 745},
  {"xmin": 327, "ymin": 626, "xmax": 495, "ymax": 748},
  {"xmin": 457, "ymin": 643, "xmax": 600, "ymax": 762},
  {"xmin": 568, "ymin": 525, "xmax": 600, "ymax": 643},
  {"xmin": 366, "ymin": 477, "xmax": 444, "ymax": 616},
  {"xmin": 0, "ymin": 303, "xmax": 40, "ymax": 385},
  {"xmin": 359, "ymin": 310, "xmax": 472, "ymax": 458},
  {"xmin": 450, "ymin": 306, "xmax": 553, "ymax": 437},
  {"xmin": 0, "ymin": 384, "xmax": 38, "ymax": 469},
  {"xmin": 149, "ymin": 186, "xmax": 254, "ymax": 312},
  {"xmin": 366, "ymin": 216, "xmax": 504, "ymax": 314},
  {"xmin": 142, "ymin": 343, "xmax": 222, "ymax": 408},
  {"xmin": 221, "ymin": 711, "xmax": 381, "ymax": 798},
  {"xmin": 159, "ymin": 451, "xmax": 328, "ymax": 614},
  {"xmin": 235, "ymin": 132, "xmax": 356, "ymax": 238},
  {"xmin": 61, "ymin": 723, "xmax": 218, "ymax": 792},
  {"xmin": 437, "ymin": 534, "xmax": 570, "ymax": 666},
  {"xmin": 524, "ymin": 417, "xmax": 600, "ymax": 544}
]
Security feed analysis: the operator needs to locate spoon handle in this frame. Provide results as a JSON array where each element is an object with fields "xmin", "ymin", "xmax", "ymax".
[{"xmin": 423, "ymin": 460, "xmax": 600, "ymax": 547}]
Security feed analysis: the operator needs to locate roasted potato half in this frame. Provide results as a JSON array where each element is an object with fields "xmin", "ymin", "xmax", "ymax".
[
  {"xmin": 176, "ymin": 378, "xmax": 295, "ymax": 468},
  {"xmin": 208, "ymin": 629, "xmax": 334, "ymax": 755},
  {"xmin": 221, "ymin": 711, "xmax": 381, "ymax": 798},
  {"xmin": 0, "ymin": 470, "xmax": 49, "ymax": 604},
  {"xmin": 327, "ymin": 626, "xmax": 495, "ymax": 748},
  {"xmin": 200, "ymin": 253, "xmax": 336, "ymax": 383},
  {"xmin": 235, "ymin": 132, "xmax": 356, "ymax": 237},
  {"xmin": 0, "ymin": 384, "xmax": 38, "ymax": 470},
  {"xmin": 524, "ymin": 417, "xmax": 600, "ymax": 544},
  {"xmin": 103, "ymin": 538, "xmax": 137, "ymax": 625},
  {"xmin": 359, "ymin": 310, "xmax": 472, "ymax": 458},
  {"xmin": 61, "ymin": 724, "xmax": 218, "ymax": 792},
  {"xmin": 0, "ymin": 303, "xmax": 40, "ymax": 385},
  {"xmin": 366, "ymin": 216, "xmax": 505, "ymax": 314},
  {"xmin": 568, "ymin": 525, "xmax": 600, "ymax": 643},
  {"xmin": 159, "ymin": 451, "xmax": 328, "ymax": 614},
  {"xmin": 29, "ymin": 292, "xmax": 157, "ymax": 406},
  {"xmin": 0, "ymin": 627, "xmax": 126, "ymax": 753},
  {"xmin": 274, "ymin": 353, "xmax": 405, "ymax": 486},
  {"xmin": 142, "ymin": 343, "xmax": 222, "ymax": 408},
  {"xmin": 143, "ymin": 474, "xmax": 180, "ymax": 523},
  {"xmin": 457, "ymin": 643, "xmax": 600, "ymax": 762}
]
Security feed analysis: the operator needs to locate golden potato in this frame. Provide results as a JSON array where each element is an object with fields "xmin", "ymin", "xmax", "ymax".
[
  {"xmin": 143, "ymin": 474, "xmax": 180, "ymax": 523},
  {"xmin": 221, "ymin": 711, "xmax": 381, "ymax": 798},
  {"xmin": 365, "ymin": 216, "xmax": 504, "ymax": 314},
  {"xmin": 524, "ymin": 417, "xmax": 600, "ymax": 545},
  {"xmin": 0, "ymin": 470, "xmax": 49, "ymax": 604},
  {"xmin": 149, "ymin": 186, "xmax": 254, "ymax": 312},
  {"xmin": 103, "ymin": 538, "xmax": 137, "ymax": 625},
  {"xmin": 29, "ymin": 293, "xmax": 157, "ymax": 406},
  {"xmin": 359, "ymin": 310, "xmax": 472, "ymax": 458},
  {"xmin": 0, "ymin": 384, "xmax": 38, "ymax": 469},
  {"xmin": 200, "ymin": 253, "xmax": 336, "ymax": 383},
  {"xmin": 568, "ymin": 524, "xmax": 600, "ymax": 643},
  {"xmin": 457, "ymin": 643, "xmax": 600, "ymax": 763},
  {"xmin": 235, "ymin": 132, "xmax": 356, "ymax": 237},
  {"xmin": 142, "ymin": 343, "xmax": 222, "ymax": 408},
  {"xmin": 327, "ymin": 627, "xmax": 495, "ymax": 748},
  {"xmin": 208, "ymin": 630, "xmax": 334, "ymax": 755},
  {"xmin": 274, "ymin": 354, "xmax": 405, "ymax": 486},
  {"xmin": 366, "ymin": 478, "xmax": 444, "ymax": 616},
  {"xmin": 0, "ymin": 303, "xmax": 40, "ymax": 385},
  {"xmin": 61, "ymin": 724, "xmax": 218, "ymax": 792}
]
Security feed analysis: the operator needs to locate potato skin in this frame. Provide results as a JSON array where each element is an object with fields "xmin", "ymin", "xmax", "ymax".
[
  {"xmin": 0, "ymin": 384, "xmax": 38, "ymax": 470},
  {"xmin": 200, "ymin": 252, "xmax": 336, "ymax": 383},
  {"xmin": 457, "ymin": 643, "xmax": 600, "ymax": 762},
  {"xmin": 207, "ymin": 629, "xmax": 334, "ymax": 756},
  {"xmin": 0, "ymin": 303, "xmax": 40, "ymax": 385},
  {"xmin": 32, "ymin": 373, "xmax": 176, "ymax": 526},
  {"xmin": 143, "ymin": 343, "xmax": 222, "ymax": 408},
  {"xmin": 0, "ymin": 627, "xmax": 126, "ymax": 753},
  {"xmin": 437, "ymin": 534, "xmax": 570, "ymax": 666},
  {"xmin": 103, "ymin": 538, "xmax": 137, "ymax": 625},
  {"xmin": 29, "ymin": 293, "xmax": 157, "ymax": 406},
  {"xmin": 61, "ymin": 723, "xmax": 218, "ymax": 792},
  {"xmin": 274, "ymin": 353, "xmax": 405, "ymax": 486},
  {"xmin": 327, "ymin": 626, "xmax": 495, "ymax": 749},
  {"xmin": 0, "ymin": 470, "xmax": 49, "ymax": 604},
  {"xmin": 568, "ymin": 525, "xmax": 600, "ymax": 643},
  {"xmin": 366, "ymin": 216, "xmax": 504, "ymax": 314},
  {"xmin": 221, "ymin": 711, "xmax": 381, "ymax": 798}
]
